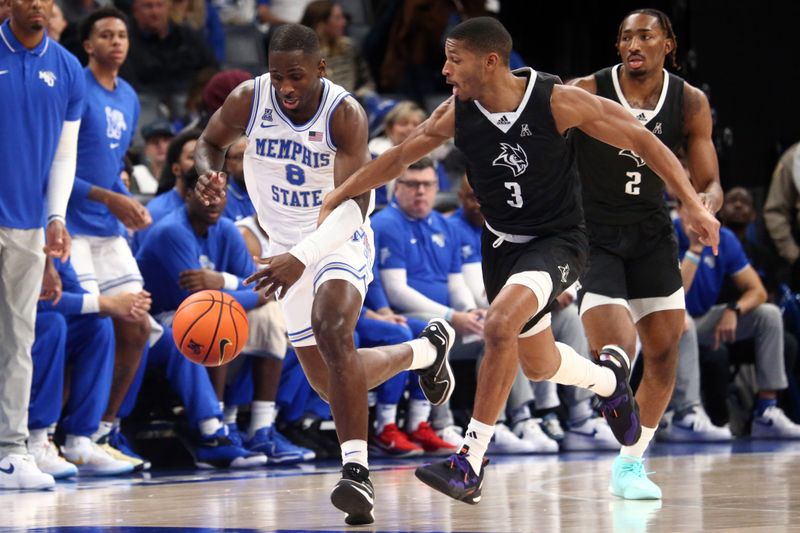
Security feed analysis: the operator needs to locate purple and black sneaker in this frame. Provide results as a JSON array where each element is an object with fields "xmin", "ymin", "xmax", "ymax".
[
  {"xmin": 596, "ymin": 344, "xmax": 642, "ymax": 446},
  {"xmin": 415, "ymin": 449, "xmax": 488, "ymax": 505}
]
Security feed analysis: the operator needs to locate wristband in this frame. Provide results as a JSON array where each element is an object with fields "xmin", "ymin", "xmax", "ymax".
[
  {"xmin": 444, "ymin": 308, "xmax": 454, "ymax": 321},
  {"xmin": 684, "ymin": 251, "xmax": 701, "ymax": 265},
  {"xmin": 221, "ymin": 272, "xmax": 239, "ymax": 290},
  {"xmin": 81, "ymin": 294, "xmax": 100, "ymax": 314}
]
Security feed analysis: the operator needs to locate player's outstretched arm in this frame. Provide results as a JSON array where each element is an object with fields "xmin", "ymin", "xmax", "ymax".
[
  {"xmin": 684, "ymin": 83, "xmax": 722, "ymax": 213},
  {"xmin": 318, "ymin": 97, "xmax": 456, "ymax": 224},
  {"xmin": 552, "ymin": 84, "xmax": 720, "ymax": 253},
  {"xmin": 195, "ymin": 80, "xmax": 254, "ymax": 206}
]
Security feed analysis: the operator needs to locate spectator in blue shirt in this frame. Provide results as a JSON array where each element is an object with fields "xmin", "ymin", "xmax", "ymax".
[
  {"xmin": 0, "ymin": 0, "xmax": 84, "ymax": 490},
  {"xmin": 222, "ymin": 137, "xmax": 255, "ymax": 221},
  {"xmin": 65, "ymin": 8, "xmax": 158, "ymax": 466},
  {"xmin": 676, "ymin": 198, "xmax": 800, "ymax": 439}
]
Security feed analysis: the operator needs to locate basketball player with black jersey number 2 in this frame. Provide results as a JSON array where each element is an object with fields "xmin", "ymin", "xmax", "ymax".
[
  {"xmin": 319, "ymin": 16, "xmax": 719, "ymax": 505},
  {"xmin": 570, "ymin": 9, "xmax": 722, "ymax": 500}
]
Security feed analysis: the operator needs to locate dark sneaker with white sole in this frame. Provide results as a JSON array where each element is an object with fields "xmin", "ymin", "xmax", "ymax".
[
  {"xmin": 330, "ymin": 463, "xmax": 375, "ymax": 525},
  {"xmin": 414, "ymin": 318, "xmax": 456, "ymax": 406},
  {"xmin": 596, "ymin": 344, "xmax": 641, "ymax": 446},
  {"xmin": 415, "ymin": 450, "xmax": 488, "ymax": 504}
]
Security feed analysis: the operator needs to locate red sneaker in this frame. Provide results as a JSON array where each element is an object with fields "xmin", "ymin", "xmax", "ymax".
[
  {"xmin": 370, "ymin": 424, "xmax": 424, "ymax": 457},
  {"xmin": 408, "ymin": 422, "xmax": 458, "ymax": 455}
]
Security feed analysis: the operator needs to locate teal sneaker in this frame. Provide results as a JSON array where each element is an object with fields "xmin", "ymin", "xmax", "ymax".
[{"xmin": 609, "ymin": 455, "xmax": 662, "ymax": 500}]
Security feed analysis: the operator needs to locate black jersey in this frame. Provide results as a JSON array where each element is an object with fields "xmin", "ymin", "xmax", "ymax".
[
  {"xmin": 572, "ymin": 65, "xmax": 685, "ymax": 225},
  {"xmin": 454, "ymin": 68, "xmax": 583, "ymax": 237}
]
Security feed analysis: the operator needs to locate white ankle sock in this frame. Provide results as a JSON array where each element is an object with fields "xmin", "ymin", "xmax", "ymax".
[
  {"xmin": 375, "ymin": 403, "xmax": 397, "ymax": 434},
  {"xmin": 223, "ymin": 405, "xmax": 239, "ymax": 425},
  {"xmin": 620, "ymin": 425, "xmax": 656, "ymax": 458},
  {"xmin": 340, "ymin": 439, "xmax": 369, "ymax": 469},
  {"xmin": 199, "ymin": 417, "xmax": 223, "ymax": 437},
  {"xmin": 91, "ymin": 420, "xmax": 114, "ymax": 442},
  {"xmin": 406, "ymin": 398, "xmax": 431, "ymax": 432},
  {"xmin": 28, "ymin": 428, "xmax": 47, "ymax": 445},
  {"xmin": 65, "ymin": 434, "xmax": 90, "ymax": 451},
  {"xmin": 249, "ymin": 401, "xmax": 276, "ymax": 437},
  {"xmin": 404, "ymin": 338, "xmax": 437, "ymax": 370},
  {"xmin": 549, "ymin": 342, "xmax": 616, "ymax": 397},
  {"xmin": 460, "ymin": 418, "xmax": 495, "ymax": 473}
]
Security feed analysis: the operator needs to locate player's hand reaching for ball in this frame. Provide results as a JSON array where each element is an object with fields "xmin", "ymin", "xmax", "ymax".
[
  {"xmin": 245, "ymin": 253, "xmax": 305, "ymax": 299},
  {"xmin": 196, "ymin": 170, "xmax": 227, "ymax": 206},
  {"xmin": 683, "ymin": 200, "xmax": 720, "ymax": 255}
]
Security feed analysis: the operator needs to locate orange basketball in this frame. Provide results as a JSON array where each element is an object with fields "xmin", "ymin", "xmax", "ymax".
[{"xmin": 172, "ymin": 290, "xmax": 249, "ymax": 367}]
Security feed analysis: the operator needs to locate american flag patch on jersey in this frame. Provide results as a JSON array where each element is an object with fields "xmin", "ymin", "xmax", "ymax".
[{"xmin": 308, "ymin": 131, "xmax": 324, "ymax": 142}]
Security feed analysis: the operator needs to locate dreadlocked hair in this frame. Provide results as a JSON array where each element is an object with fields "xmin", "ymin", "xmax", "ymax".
[{"xmin": 617, "ymin": 8, "xmax": 679, "ymax": 70}]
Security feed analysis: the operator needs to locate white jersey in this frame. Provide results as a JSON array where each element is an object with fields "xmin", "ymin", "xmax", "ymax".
[{"xmin": 242, "ymin": 75, "xmax": 372, "ymax": 247}]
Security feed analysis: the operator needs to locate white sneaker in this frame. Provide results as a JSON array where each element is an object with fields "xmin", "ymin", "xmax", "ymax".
[
  {"xmin": 539, "ymin": 413, "xmax": 565, "ymax": 441},
  {"xmin": 436, "ymin": 425, "xmax": 463, "ymax": 447},
  {"xmin": 751, "ymin": 405, "xmax": 800, "ymax": 439},
  {"xmin": 0, "ymin": 454, "xmax": 55, "ymax": 490},
  {"xmin": 28, "ymin": 438, "xmax": 77, "ymax": 479},
  {"xmin": 62, "ymin": 436, "xmax": 135, "ymax": 476},
  {"xmin": 488, "ymin": 423, "xmax": 537, "ymax": 454},
  {"xmin": 661, "ymin": 406, "xmax": 733, "ymax": 442},
  {"xmin": 562, "ymin": 417, "xmax": 619, "ymax": 451},
  {"xmin": 512, "ymin": 419, "xmax": 559, "ymax": 453}
]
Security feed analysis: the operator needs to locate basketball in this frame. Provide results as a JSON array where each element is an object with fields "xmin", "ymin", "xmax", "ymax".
[{"xmin": 172, "ymin": 290, "xmax": 249, "ymax": 367}]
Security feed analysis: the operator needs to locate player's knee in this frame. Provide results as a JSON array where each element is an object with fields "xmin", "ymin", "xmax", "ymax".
[
  {"xmin": 483, "ymin": 308, "xmax": 522, "ymax": 347},
  {"xmin": 312, "ymin": 316, "xmax": 355, "ymax": 361},
  {"xmin": 754, "ymin": 303, "xmax": 782, "ymax": 330},
  {"xmin": 117, "ymin": 314, "xmax": 151, "ymax": 347}
]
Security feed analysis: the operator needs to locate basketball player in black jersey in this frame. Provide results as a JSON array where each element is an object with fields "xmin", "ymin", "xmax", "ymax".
[
  {"xmin": 320, "ymin": 16, "xmax": 719, "ymax": 504},
  {"xmin": 570, "ymin": 9, "xmax": 722, "ymax": 500}
]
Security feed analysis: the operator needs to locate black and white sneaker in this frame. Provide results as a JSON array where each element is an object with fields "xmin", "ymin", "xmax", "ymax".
[
  {"xmin": 596, "ymin": 345, "xmax": 642, "ymax": 446},
  {"xmin": 330, "ymin": 463, "xmax": 375, "ymax": 525},
  {"xmin": 414, "ymin": 318, "xmax": 456, "ymax": 406}
]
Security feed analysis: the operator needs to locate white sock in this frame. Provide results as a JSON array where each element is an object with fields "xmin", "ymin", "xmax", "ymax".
[
  {"xmin": 65, "ymin": 434, "xmax": 90, "ymax": 451},
  {"xmin": 223, "ymin": 404, "xmax": 239, "ymax": 425},
  {"xmin": 406, "ymin": 398, "xmax": 431, "ymax": 432},
  {"xmin": 249, "ymin": 401, "xmax": 276, "ymax": 437},
  {"xmin": 620, "ymin": 425, "xmax": 656, "ymax": 459},
  {"xmin": 375, "ymin": 403, "xmax": 397, "ymax": 434},
  {"xmin": 91, "ymin": 420, "xmax": 114, "ymax": 442},
  {"xmin": 404, "ymin": 338, "xmax": 438, "ymax": 370},
  {"xmin": 549, "ymin": 342, "xmax": 616, "ymax": 397},
  {"xmin": 460, "ymin": 417, "xmax": 495, "ymax": 473},
  {"xmin": 199, "ymin": 417, "xmax": 223, "ymax": 437},
  {"xmin": 28, "ymin": 428, "xmax": 47, "ymax": 445},
  {"xmin": 341, "ymin": 439, "xmax": 369, "ymax": 469},
  {"xmin": 568, "ymin": 399, "xmax": 595, "ymax": 427}
]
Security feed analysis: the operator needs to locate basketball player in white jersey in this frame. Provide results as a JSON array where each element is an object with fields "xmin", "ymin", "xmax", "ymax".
[{"xmin": 194, "ymin": 24, "xmax": 455, "ymax": 526}]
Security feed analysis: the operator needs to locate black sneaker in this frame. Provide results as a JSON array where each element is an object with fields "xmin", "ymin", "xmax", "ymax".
[
  {"xmin": 330, "ymin": 463, "xmax": 374, "ymax": 525},
  {"xmin": 415, "ymin": 450, "xmax": 488, "ymax": 504},
  {"xmin": 414, "ymin": 318, "xmax": 456, "ymax": 406},
  {"xmin": 595, "ymin": 345, "xmax": 641, "ymax": 446}
]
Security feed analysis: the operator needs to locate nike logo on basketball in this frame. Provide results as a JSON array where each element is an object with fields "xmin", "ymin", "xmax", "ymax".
[
  {"xmin": 0, "ymin": 464, "xmax": 15, "ymax": 475},
  {"xmin": 218, "ymin": 338, "xmax": 231, "ymax": 364}
]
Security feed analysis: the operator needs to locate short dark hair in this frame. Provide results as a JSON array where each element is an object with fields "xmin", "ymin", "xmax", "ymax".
[
  {"xmin": 447, "ymin": 17, "xmax": 512, "ymax": 65},
  {"xmin": 157, "ymin": 128, "xmax": 202, "ymax": 194},
  {"xmin": 79, "ymin": 7, "xmax": 129, "ymax": 43},
  {"xmin": 269, "ymin": 23, "xmax": 321, "ymax": 56},
  {"xmin": 408, "ymin": 156, "xmax": 435, "ymax": 172},
  {"xmin": 617, "ymin": 9, "xmax": 679, "ymax": 70}
]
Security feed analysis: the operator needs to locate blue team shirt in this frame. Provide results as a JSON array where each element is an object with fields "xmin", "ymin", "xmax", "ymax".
[
  {"xmin": 0, "ymin": 21, "xmax": 85, "ymax": 229},
  {"xmin": 371, "ymin": 203, "xmax": 462, "ymax": 307},
  {"xmin": 67, "ymin": 69, "xmax": 140, "ymax": 237},
  {"xmin": 136, "ymin": 207, "xmax": 259, "ymax": 314},
  {"xmin": 131, "ymin": 188, "xmax": 184, "ymax": 253},
  {"xmin": 223, "ymin": 180, "xmax": 255, "ymax": 221},
  {"xmin": 675, "ymin": 220, "xmax": 750, "ymax": 317},
  {"xmin": 447, "ymin": 208, "xmax": 482, "ymax": 265}
]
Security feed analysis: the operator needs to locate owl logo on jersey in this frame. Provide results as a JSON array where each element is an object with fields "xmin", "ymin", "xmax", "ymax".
[
  {"xmin": 493, "ymin": 143, "xmax": 528, "ymax": 177},
  {"xmin": 104, "ymin": 106, "xmax": 127, "ymax": 140},
  {"xmin": 619, "ymin": 149, "xmax": 646, "ymax": 167}
]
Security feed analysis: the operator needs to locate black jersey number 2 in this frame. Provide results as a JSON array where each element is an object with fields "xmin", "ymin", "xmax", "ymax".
[
  {"xmin": 505, "ymin": 181, "xmax": 524, "ymax": 208},
  {"xmin": 625, "ymin": 171, "xmax": 641, "ymax": 195}
]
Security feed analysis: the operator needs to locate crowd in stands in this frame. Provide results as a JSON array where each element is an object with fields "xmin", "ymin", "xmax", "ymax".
[{"xmin": 2, "ymin": 0, "xmax": 800, "ymax": 489}]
